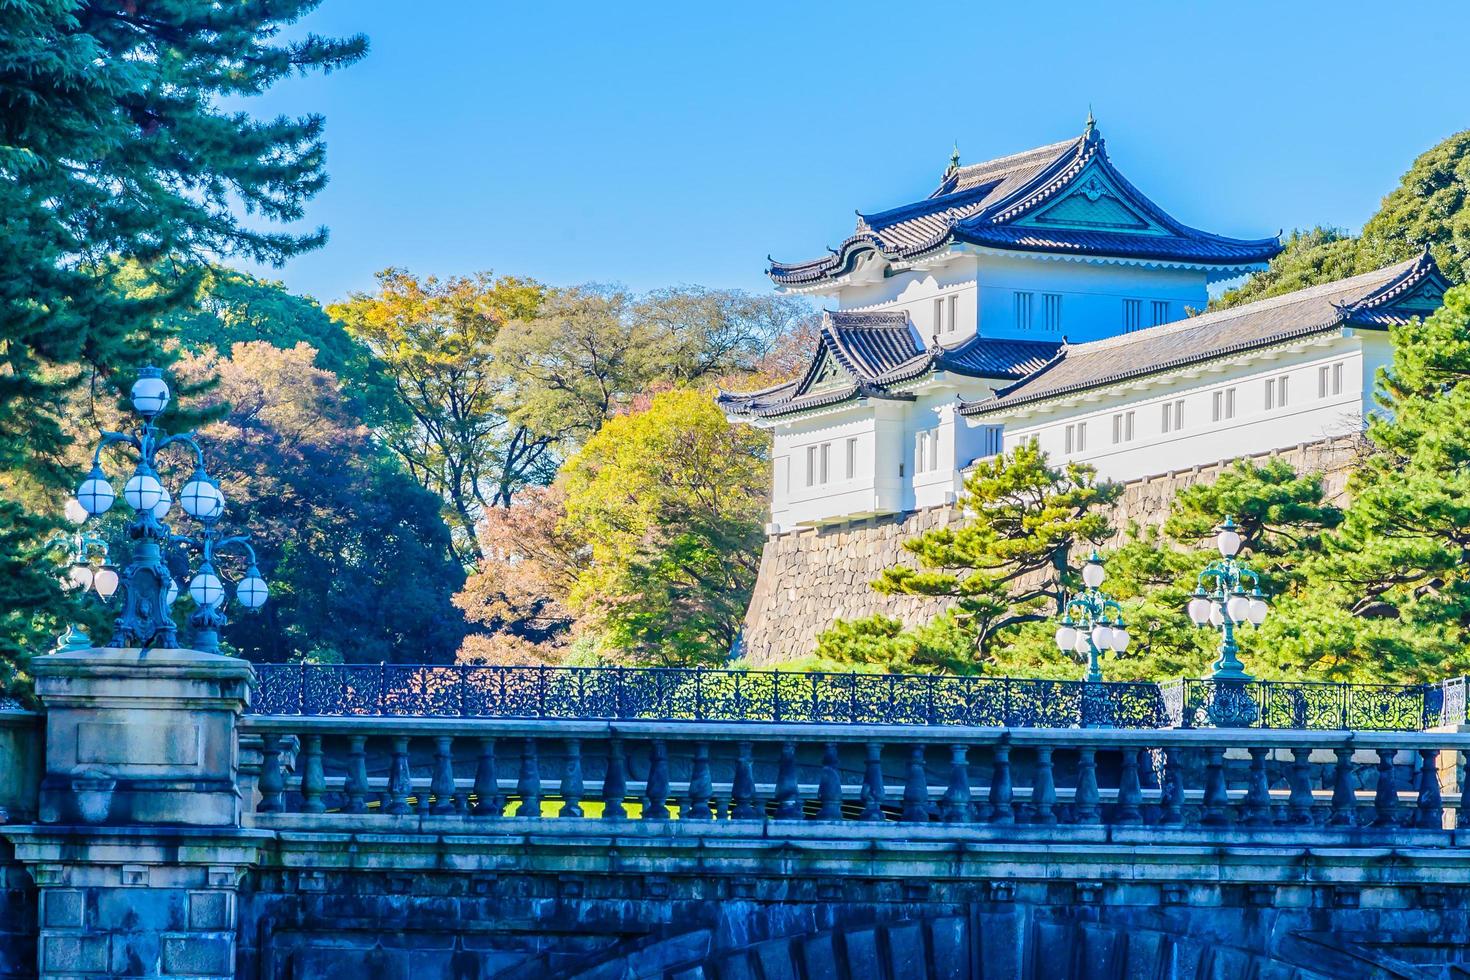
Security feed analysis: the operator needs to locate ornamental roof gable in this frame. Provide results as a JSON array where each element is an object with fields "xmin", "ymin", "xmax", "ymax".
[{"xmin": 767, "ymin": 121, "xmax": 1281, "ymax": 288}]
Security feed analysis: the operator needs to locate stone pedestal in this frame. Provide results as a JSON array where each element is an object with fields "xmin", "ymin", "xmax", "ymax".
[
  {"xmin": 33, "ymin": 648, "xmax": 253, "ymax": 827},
  {"xmin": 17, "ymin": 647, "xmax": 259, "ymax": 978},
  {"xmin": 6, "ymin": 827, "xmax": 267, "ymax": 980}
]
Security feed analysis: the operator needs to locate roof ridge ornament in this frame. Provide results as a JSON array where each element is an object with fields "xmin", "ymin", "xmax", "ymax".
[
  {"xmin": 946, "ymin": 141, "xmax": 961, "ymax": 177},
  {"xmin": 1085, "ymin": 107, "xmax": 1096, "ymax": 138}
]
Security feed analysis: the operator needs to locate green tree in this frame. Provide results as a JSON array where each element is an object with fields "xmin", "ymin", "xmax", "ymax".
[
  {"xmin": 329, "ymin": 269, "xmax": 548, "ymax": 558},
  {"xmin": 1279, "ymin": 284, "xmax": 1470, "ymax": 681},
  {"xmin": 0, "ymin": 1, "xmax": 363, "ymax": 683},
  {"xmin": 820, "ymin": 443, "xmax": 1118, "ymax": 671},
  {"xmin": 1218, "ymin": 130, "xmax": 1469, "ymax": 308},
  {"xmin": 557, "ymin": 390, "xmax": 768, "ymax": 665}
]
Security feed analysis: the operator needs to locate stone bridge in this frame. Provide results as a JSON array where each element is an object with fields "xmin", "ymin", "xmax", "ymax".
[{"xmin": 1, "ymin": 650, "xmax": 1470, "ymax": 978}]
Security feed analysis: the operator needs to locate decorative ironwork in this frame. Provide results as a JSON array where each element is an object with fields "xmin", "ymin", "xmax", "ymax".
[
  {"xmin": 252, "ymin": 664, "xmax": 1173, "ymax": 728},
  {"xmin": 251, "ymin": 664, "xmax": 1452, "ymax": 731}
]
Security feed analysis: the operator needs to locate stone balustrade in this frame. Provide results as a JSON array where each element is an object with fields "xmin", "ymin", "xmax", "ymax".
[{"xmin": 238, "ymin": 718, "xmax": 1465, "ymax": 835}]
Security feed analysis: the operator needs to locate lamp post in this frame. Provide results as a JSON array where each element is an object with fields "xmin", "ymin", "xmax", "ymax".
[
  {"xmin": 71, "ymin": 366, "xmax": 267, "ymax": 653},
  {"xmin": 1185, "ymin": 516, "xmax": 1269, "ymax": 682},
  {"xmin": 1054, "ymin": 551, "xmax": 1130, "ymax": 684},
  {"xmin": 49, "ymin": 499, "xmax": 120, "ymax": 601}
]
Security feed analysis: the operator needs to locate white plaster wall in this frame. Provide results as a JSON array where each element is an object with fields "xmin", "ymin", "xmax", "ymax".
[
  {"xmin": 769, "ymin": 402, "xmax": 911, "ymax": 530},
  {"xmin": 986, "ymin": 334, "xmax": 1375, "ymax": 483},
  {"xmin": 835, "ymin": 256, "xmax": 983, "ymax": 344},
  {"xmin": 974, "ymin": 254, "xmax": 1209, "ymax": 344}
]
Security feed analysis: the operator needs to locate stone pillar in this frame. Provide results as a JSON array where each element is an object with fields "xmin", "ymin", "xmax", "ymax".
[{"xmin": 7, "ymin": 647, "xmax": 262, "ymax": 979}]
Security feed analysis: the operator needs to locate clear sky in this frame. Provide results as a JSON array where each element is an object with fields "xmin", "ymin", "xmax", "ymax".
[{"xmin": 239, "ymin": 0, "xmax": 1470, "ymax": 304}]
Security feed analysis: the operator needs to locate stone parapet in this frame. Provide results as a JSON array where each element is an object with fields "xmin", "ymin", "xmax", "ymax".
[
  {"xmin": 32, "ymin": 648, "xmax": 254, "ymax": 828},
  {"xmin": 739, "ymin": 436, "xmax": 1364, "ymax": 665}
]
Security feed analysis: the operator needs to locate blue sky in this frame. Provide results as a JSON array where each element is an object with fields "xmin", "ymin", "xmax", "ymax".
[{"xmin": 240, "ymin": 1, "xmax": 1470, "ymax": 304}]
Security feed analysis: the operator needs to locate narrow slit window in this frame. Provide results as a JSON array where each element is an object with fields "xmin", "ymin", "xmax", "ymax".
[
  {"xmin": 819, "ymin": 442, "xmax": 830, "ymax": 484},
  {"xmin": 933, "ymin": 297, "xmax": 945, "ymax": 335},
  {"xmin": 948, "ymin": 294, "xmax": 959, "ymax": 334},
  {"xmin": 1014, "ymin": 291, "xmax": 1034, "ymax": 331},
  {"xmin": 806, "ymin": 446, "xmax": 818, "ymax": 486},
  {"xmin": 1123, "ymin": 299, "xmax": 1142, "ymax": 333},
  {"xmin": 1151, "ymin": 300, "xmax": 1170, "ymax": 326},
  {"xmin": 845, "ymin": 437, "xmax": 857, "ymax": 480},
  {"xmin": 1044, "ymin": 293, "xmax": 1062, "ymax": 332}
]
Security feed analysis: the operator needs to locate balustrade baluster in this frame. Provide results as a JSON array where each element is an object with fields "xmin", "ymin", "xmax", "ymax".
[
  {"xmin": 1114, "ymin": 748, "xmax": 1143, "ymax": 825},
  {"xmin": 1201, "ymin": 747, "xmax": 1230, "ymax": 826},
  {"xmin": 386, "ymin": 736, "xmax": 412, "ymax": 815},
  {"xmin": 1158, "ymin": 748, "xmax": 1183, "ymax": 826},
  {"xmin": 902, "ymin": 745, "xmax": 929, "ymax": 823},
  {"xmin": 343, "ymin": 735, "xmax": 369, "ymax": 814},
  {"xmin": 644, "ymin": 739, "xmax": 671, "ymax": 819},
  {"xmin": 816, "ymin": 743, "xmax": 844, "ymax": 821},
  {"xmin": 684, "ymin": 741, "xmax": 713, "ymax": 820},
  {"xmin": 1415, "ymin": 748, "xmax": 1443, "ymax": 830},
  {"xmin": 859, "ymin": 742, "xmax": 886, "ymax": 822},
  {"xmin": 258, "ymin": 734, "xmax": 285, "ymax": 813},
  {"xmin": 517, "ymin": 737, "xmax": 542, "ymax": 818},
  {"xmin": 940, "ymin": 744, "xmax": 974, "ymax": 824},
  {"xmin": 300, "ymin": 735, "xmax": 326, "ymax": 814},
  {"xmin": 430, "ymin": 736, "xmax": 457, "ymax": 815},
  {"xmin": 731, "ymin": 741, "xmax": 759, "ymax": 819},
  {"xmin": 602, "ymin": 737, "xmax": 628, "ymax": 819},
  {"xmin": 561, "ymin": 738, "xmax": 585, "ymax": 818},
  {"xmin": 1372, "ymin": 748, "xmax": 1399, "ymax": 828},
  {"xmin": 988, "ymin": 741, "xmax": 1014, "ymax": 825},
  {"xmin": 1285, "ymin": 747, "xmax": 1314, "ymax": 826},
  {"xmin": 774, "ymin": 741, "xmax": 802, "ymax": 820},
  {"xmin": 1029, "ymin": 746, "xmax": 1056, "ymax": 826},
  {"xmin": 473, "ymin": 737, "xmax": 501, "ymax": 816},
  {"xmin": 1243, "ymin": 747, "xmax": 1273, "ymax": 827},
  {"xmin": 1328, "ymin": 747, "xmax": 1356, "ymax": 827},
  {"xmin": 1073, "ymin": 747, "xmax": 1100, "ymax": 825}
]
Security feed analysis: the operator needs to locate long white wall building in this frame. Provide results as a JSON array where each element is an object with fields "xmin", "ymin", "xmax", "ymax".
[{"xmin": 719, "ymin": 120, "xmax": 1451, "ymax": 532}]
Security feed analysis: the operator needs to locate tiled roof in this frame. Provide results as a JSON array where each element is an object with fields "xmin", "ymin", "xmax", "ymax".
[
  {"xmin": 716, "ymin": 310, "xmax": 1061, "ymax": 420},
  {"xmin": 768, "ymin": 125, "xmax": 1280, "ymax": 286},
  {"xmin": 959, "ymin": 252, "xmax": 1451, "ymax": 418}
]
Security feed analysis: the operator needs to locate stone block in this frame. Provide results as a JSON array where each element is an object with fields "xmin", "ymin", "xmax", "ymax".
[
  {"xmin": 754, "ymin": 940, "xmax": 798, "ymax": 980},
  {"xmin": 42, "ymin": 934, "xmax": 108, "ymax": 974},
  {"xmin": 188, "ymin": 891, "xmax": 232, "ymax": 931},
  {"xmin": 800, "ymin": 933, "xmax": 840, "ymax": 980},
  {"xmin": 42, "ymin": 889, "xmax": 83, "ymax": 929},
  {"xmin": 841, "ymin": 927, "xmax": 881, "ymax": 976},
  {"xmin": 885, "ymin": 921, "xmax": 926, "ymax": 980},
  {"xmin": 161, "ymin": 934, "xmax": 234, "ymax": 977}
]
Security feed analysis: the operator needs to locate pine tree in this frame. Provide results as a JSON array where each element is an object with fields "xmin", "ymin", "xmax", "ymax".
[
  {"xmin": 867, "ymin": 442, "xmax": 1118, "ymax": 660},
  {"xmin": 0, "ymin": 1, "xmax": 365, "ymax": 679}
]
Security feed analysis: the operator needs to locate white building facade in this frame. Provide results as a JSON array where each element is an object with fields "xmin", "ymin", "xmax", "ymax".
[{"xmin": 719, "ymin": 121, "xmax": 1450, "ymax": 530}]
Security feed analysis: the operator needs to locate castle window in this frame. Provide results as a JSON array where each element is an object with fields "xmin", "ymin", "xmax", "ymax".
[
  {"xmin": 1112, "ymin": 411, "xmax": 1135, "ymax": 444},
  {"xmin": 914, "ymin": 430, "xmax": 941, "ymax": 474},
  {"xmin": 1265, "ymin": 375, "xmax": 1290, "ymax": 411},
  {"xmin": 948, "ymin": 294, "xmax": 959, "ymax": 334},
  {"xmin": 1212, "ymin": 387, "xmax": 1236, "ymax": 422},
  {"xmin": 845, "ymin": 437, "xmax": 858, "ymax": 480},
  {"xmin": 805, "ymin": 446, "xmax": 818, "ymax": 487},
  {"xmin": 1014, "ymin": 291, "xmax": 1034, "ymax": 330},
  {"xmin": 1161, "ymin": 399, "xmax": 1184, "ymax": 433},
  {"xmin": 1151, "ymin": 300, "xmax": 1170, "ymax": 326},
  {"xmin": 1319, "ymin": 362, "xmax": 1344, "ymax": 397},
  {"xmin": 933, "ymin": 297, "xmax": 945, "ymax": 334},
  {"xmin": 1123, "ymin": 299, "xmax": 1142, "ymax": 332},
  {"xmin": 1064, "ymin": 421, "xmax": 1087, "ymax": 454},
  {"xmin": 1043, "ymin": 293, "xmax": 1062, "ymax": 332},
  {"xmin": 819, "ymin": 442, "xmax": 830, "ymax": 483}
]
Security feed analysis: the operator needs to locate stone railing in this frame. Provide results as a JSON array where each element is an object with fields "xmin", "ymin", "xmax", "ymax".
[
  {"xmin": 252, "ymin": 662, "xmax": 1464, "ymax": 732},
  {"xmin": 237, "ymin": 716, "xmax": 1463, "ymax": 833}
]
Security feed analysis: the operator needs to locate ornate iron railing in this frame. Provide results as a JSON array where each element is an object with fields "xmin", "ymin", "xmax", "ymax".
[
  {"xmin": 249, "ymin": 664, "xmax": 1468, "ymax": 731},
  {"xmin": 250, "ymin": 663, "xmax": 1171, "ymax": 728},
  {"xmin": 1160, "ymin": 677, "xmax": 1449, "ymax": 731}
]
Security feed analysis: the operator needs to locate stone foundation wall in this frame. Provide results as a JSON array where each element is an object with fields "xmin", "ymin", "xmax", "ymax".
[{"xmin": 738, "ymin": 437, "xmax": 1365, "ymax": 666}]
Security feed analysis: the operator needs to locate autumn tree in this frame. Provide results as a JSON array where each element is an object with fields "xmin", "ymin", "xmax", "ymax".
[{"xmin": 328, "ymin": 270, "xmax": 548, "ymax": 557}]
